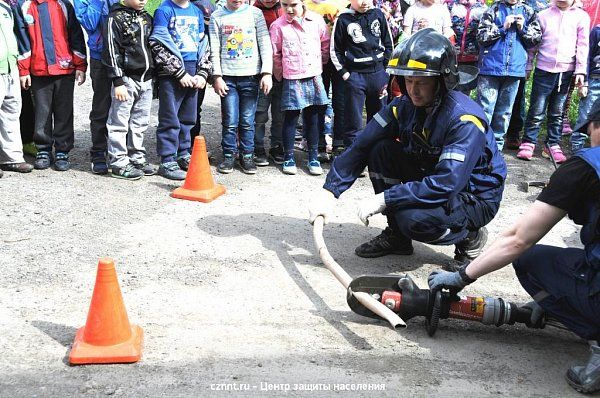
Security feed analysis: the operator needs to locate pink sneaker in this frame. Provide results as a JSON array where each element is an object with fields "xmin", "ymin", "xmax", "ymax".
[
  {"xmin": 562, "ymin": 119, "xmax": 573, "ymax": 136},
  {"xmin": 517, "ymin": 142, "xmax": 535, "ymax": 160},
  {"xmin": 542, "ymin": 144, "xmax": 567, "ymax": 164}
]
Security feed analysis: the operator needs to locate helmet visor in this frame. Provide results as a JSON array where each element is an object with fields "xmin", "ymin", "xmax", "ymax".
[{"xmin": 386, "ymin": 66, "xmax": 441, "ymax": 77}]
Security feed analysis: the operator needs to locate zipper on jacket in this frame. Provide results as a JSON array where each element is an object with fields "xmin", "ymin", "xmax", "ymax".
[{"xmin": 139, "ymin": 14, "xmax": 149, "ymax": 82}]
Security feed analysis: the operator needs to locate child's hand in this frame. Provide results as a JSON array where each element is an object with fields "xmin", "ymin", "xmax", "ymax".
[
  {"xmin": 179, "ymin": 73, "xmax": 195, "ymax": 88},
  {"xmin": 260, "ymin": 74, "xmax": 272, "ymax": 95},
  {"xmin": 503, "ymin": 15, "xmax": 515, "ymax": 30},
  {"xmin": 75, "ymin": 70, "xmax": 86, "ymax": 86},
  {"xmin": 578, "ymin": 85, "xmax": 588, "ymax": 98},
  {"xmin": 514, "ymin": 15, "xmax": 524, "ymax": 31},
  {"xmin": 379, "ymin": 84, "xmax": 388, "ymax": 99},
  {"xmin": 342, "ymin": 72, "xmax": 350, "ymax": 81},
  {"xmin": 114, "ymin": 85, "xmax": 129, "ymax": 102},
  {"xmin": 20, "ymin": 75, "xmax": 31, "ymax": 90},
  {"xmin": 193, "ymin": 75, "xmax": 207, "ymax": 90},
  {"xmin": 213, "ymin": 76, "xmax": 229, "ymax": 97},
  {"xmin": 575, "ymin": 74, "xmax": 585, "ymax": 88}
]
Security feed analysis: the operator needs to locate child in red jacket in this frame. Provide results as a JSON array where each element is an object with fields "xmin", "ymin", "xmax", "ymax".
[{"xmin": 19, "ymin": 0, "xmax": 87, "ymax": 171}]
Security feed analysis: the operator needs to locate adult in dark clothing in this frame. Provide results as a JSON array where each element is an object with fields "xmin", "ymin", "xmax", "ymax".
[
  {"xmin": 310, "ymin": 29, "xmax": 506, "ymax": 263},
  {"xmin": 428, "ymin": 102, "xmax": 600, "ymax": 394}
]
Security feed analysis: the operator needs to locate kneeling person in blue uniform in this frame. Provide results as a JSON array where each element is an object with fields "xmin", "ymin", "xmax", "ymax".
[
  {"xmin": 309, "ymin": 28, "xmax": 507, "ymax": 263},
  {"xmin": 428, "ymin": 104, "xmax": 600, "ymax": 394}
]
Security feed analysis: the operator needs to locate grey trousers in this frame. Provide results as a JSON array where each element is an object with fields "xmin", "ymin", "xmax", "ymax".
[
  {"xmin": 89, "ymin": 58, "xmax": 111, "ymax": 158},
  {"xmin": 0, "ymin": 69, "xmax": 24, "ymax": 164},
  {"xmin": 106, "ymin": 77, "xmax": 152, "ymax": 168}
]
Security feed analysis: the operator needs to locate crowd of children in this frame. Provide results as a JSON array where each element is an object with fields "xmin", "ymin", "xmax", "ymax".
[{"xmin": 0, "ymin": 0, "xmax": 599, "ymax": 180}]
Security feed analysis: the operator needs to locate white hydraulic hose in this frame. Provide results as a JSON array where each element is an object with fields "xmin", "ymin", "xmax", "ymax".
[{"xmin": 312, "ymin": 216, "xmax": 406, "ymax": 329}]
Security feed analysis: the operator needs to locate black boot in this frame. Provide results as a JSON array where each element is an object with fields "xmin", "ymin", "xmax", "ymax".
[
  {"xmin": 566, "ymin": 343, "xmax": 600, "ymax": 394},
  {"xmin": 454, "ymin": 227, "xmax": 488, "ymax": 262},
  {"xmin": 355, "ymin": 227, "xmax": 414, "ymax": 258}
]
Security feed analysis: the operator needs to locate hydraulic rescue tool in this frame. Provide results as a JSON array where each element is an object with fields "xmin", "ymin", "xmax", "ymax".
[{"xmin": 312, "ymin": 215, "xmax": 564, "ymax": 335}]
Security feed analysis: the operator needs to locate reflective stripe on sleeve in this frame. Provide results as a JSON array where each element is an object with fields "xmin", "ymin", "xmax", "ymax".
[{"xmin": 439, "ymin": 152, "xmax": 466, "ymax": 162}]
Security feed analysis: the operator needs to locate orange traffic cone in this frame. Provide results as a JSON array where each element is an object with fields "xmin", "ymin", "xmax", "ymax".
[
  {"xmin": 171, "ymin": 136, "xmax": 226, "ymax": 203},
  {"xmin": 69, "ymin": 258, "xmax": 143, "ymax": 365}
]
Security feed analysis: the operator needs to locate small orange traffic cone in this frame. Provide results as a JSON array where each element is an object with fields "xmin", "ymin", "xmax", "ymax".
[
  {"xmin": 69, "ymin": 258, "xmax": 143, "ymax": 365},
  {"xmin": 171, "ymin": 136, "xmax": 226, "ymax": 203}
]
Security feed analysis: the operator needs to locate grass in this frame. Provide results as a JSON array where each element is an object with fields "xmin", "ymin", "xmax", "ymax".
[{"xmin": 145, "ymin": 0, "xmax": 163, "ymax": 16}]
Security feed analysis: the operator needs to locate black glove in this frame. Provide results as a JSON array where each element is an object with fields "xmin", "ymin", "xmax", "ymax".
[
  {"xmin": 428, "ymin": 264, "xmax": 476, "ymax": 293},
  {"xmin": 521, "ymin": 301, "xmax": 546, "ymax": 329}
]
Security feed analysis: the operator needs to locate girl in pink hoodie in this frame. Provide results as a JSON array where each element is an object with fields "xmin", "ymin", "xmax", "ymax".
[
  {"xmin": 517, "ymin": 0, "xmax": 589, "ymax": 163},
  {"xmin": 270, "ymin": 0, "xmax": 330, "ymax": 175}
]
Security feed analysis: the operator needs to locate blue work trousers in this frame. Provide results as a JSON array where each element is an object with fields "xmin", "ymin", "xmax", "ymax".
[
  {"xmin": 513, "ymin": 245, "xmax": 600, "ymax": 341},
  {"xmin": 368, "ymin": 139, "xmax": 499, "ymax": 245}
]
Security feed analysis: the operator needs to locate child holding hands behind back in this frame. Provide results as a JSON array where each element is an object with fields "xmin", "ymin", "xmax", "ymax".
[{"xmin": 270, "ymin": 0, "xmax": 330, "ymax": 175}]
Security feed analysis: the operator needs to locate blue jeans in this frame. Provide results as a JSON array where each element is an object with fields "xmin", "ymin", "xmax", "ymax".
[
  {"xmin": 476, "ymin": 75, "xmax": 521, "ymax": 151},
  {"xmin": 513, "ymin": 245, "xmax": 600, "ymax": 341},
  {"xmin": 571, "ymin": 78, "xmax": 600, "ymax": 151},
  {"xmin": 322, "ymin": 60, "xmax": 345, "ymax": 147},
  {"xmin": 507, "ymin": 77, "xmax": 527, "ymax": 139},
  {"xmin": 220, "ymin": 76, "xmax": 259, "ymax": 156},
  {"xmin": 254, "ymin": 79, "xmax": 283, "ymax": 153},
  {"xmin": 523, "ymin": 69, "xmax": 573, "ymax": 146}
]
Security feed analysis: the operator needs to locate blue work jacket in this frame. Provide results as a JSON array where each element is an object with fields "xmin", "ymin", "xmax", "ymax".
[{"xmin": 324, "ymin": 90, "xmax": 507, "ymax": 210}]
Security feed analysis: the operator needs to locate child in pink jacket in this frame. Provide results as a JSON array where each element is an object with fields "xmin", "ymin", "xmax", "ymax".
[
  {"xmin": 270, "ymin": 0, "xmax": 330, "ymax": 175},
  {"xmin": 517, "ymin": 0, "xmax": 589, "ymax": 163}
]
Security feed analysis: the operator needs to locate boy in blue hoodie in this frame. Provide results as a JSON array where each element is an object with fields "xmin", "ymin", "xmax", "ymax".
[
  {"xmin": 149, "ymin": 0, "xmax": 211, "ymax": 180},
  {"xmin": 74, "ymin": 0, "xmax": 119, "ymax": 174}
]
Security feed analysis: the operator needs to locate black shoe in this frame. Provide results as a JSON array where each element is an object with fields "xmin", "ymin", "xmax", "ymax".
[
  {"xmin": 0, "ymin": 162, "xmax": 33, "ymax": 173},
  {"xmin": 54, "ymin": 152, "xmax": 70, "ymax": 171},
  {"xmin": 454, "ymin": 227, "xmax": 488, "ymax": 262},
  {"xmin": 253, "ymin": 150, "xmax": 269, "ymax": 167},
  {"xmin": 34, "ymin": 151, "xmax": 52, "ymax": 170},
  {"xmin": 317, "ymin": 148, "xmax": 331, "ymax": 163},
  {"xmin": 158, "ymin": 161, "xmax": 186, "ymax": 180},
  {"xmin": 132, "ymin": 161, "xmax": 157, "ymax": 176},
  {"xmin": 91, "ymin": 152, "xmax": 108, "ymax": 175},
  {"xmin": 218, "ymin": 155, "xmax": 235, "ymax": 174},
  {"xmin": 566, "ymin": 344, "xmax": 600, "ymax": 394},
  {"xmin": 176, "ymin": 153, "xmax": 192, "ymax": 171},
  {"xmin": 332, "ymin": 146, "xmax": 345, "ymax": 159},
  {"xmin": 111, "ymin": 163, "xmax": 144, "ymax": 180},
  {"xmin": 239, "ymin": 153, "xmax": 257, "ymax": 174},
  {"xmin": 269, "ymin": 145, "xmax": 284, "ymax": 165},
  {"xmin": 355, "ymin": 227, "xmax": 414, "ymax": 258}
]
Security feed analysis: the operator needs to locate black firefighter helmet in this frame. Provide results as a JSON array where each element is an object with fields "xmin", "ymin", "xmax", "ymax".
[{"xmin": 387, "ymin": 28, "xmax": 477, "ymax": 94}]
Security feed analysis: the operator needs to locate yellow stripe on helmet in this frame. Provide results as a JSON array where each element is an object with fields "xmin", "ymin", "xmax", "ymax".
[{"xmin": 407, "ymin": 59, "xmax": 427, "ymax": 69}]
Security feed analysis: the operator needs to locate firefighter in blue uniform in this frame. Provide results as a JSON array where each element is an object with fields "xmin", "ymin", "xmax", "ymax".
[
  {"xmin": 429, "ymin": 104, "xmax": 600, "ymax": 394},
  {"xmin": 309, "ymin": 28, "xmax": 507, "ymax": 263}
]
